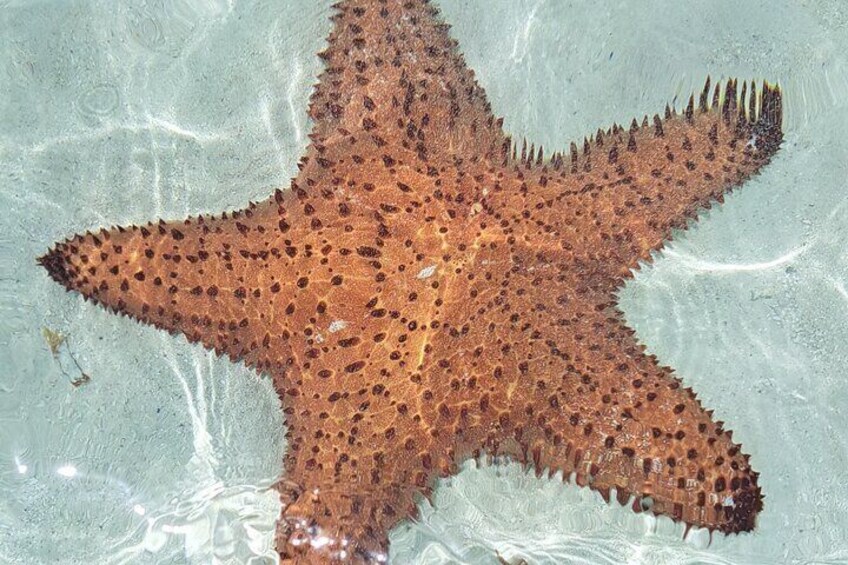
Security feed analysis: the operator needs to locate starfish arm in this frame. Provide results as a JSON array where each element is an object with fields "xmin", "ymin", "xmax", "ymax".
[
  {"xmin": 277, "ymin": 402, "xmax": 435, "ymax": 564},
  {"xmin": 37, "ymin": 186, "xmax": 374, "ymax": 376},
  {"xmin": 306, "ymin": 0, "xmax": 506, "ymax": 161},
  {"xmin": 523, "ymin": 311, "xmax": 762, "ymax": 534},
  {"xmin": 434, "ymin": 240, "xmax": 762, "ymax": 534},
  {"xmin": 489, "ymin": 79, "xmax": 783, "ymax": 283},
  {"xmin": 441, "ymin": 81, "xmax": 781, "ymax": 533}
]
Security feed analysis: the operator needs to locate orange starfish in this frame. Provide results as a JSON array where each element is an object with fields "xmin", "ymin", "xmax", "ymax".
[{"xmin": 39, "ymin": 1, "xmax": 783, "ymax": 562}]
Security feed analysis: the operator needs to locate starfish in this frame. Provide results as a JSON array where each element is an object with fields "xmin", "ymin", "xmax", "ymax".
[{"xmin": 39, "ymin": 0, "xmax": 783, "ymax": 563}]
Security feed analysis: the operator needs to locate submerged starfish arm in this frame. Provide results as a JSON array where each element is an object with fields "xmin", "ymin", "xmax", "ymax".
[
  {"xmin": 417, "ymin": 236, "xmax": 765, "ymax": 533},
  {"xmin": 37, "ymin": 198, "xmax": 314, "ymax": 374},
  {"xmin": 307, "ymin": 0, "xmax": 506, "ymax": 162},
  {"xmin": 491, "ymin": 78, "xmax": 783, "ymax": 283},
  {"xmin": 478, "ymin": 308, "xmax": 763, "ymax": 534}
]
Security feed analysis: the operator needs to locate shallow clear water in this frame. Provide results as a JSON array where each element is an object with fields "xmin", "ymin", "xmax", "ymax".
[{"xmin": 1, "ymin": 1, "xmax": 847, "ymax": 564}]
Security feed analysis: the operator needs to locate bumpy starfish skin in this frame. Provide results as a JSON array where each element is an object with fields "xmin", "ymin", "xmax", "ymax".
[{"xmin": 40, "ymin": 1, "xmax": 783, "ymax": 563}]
